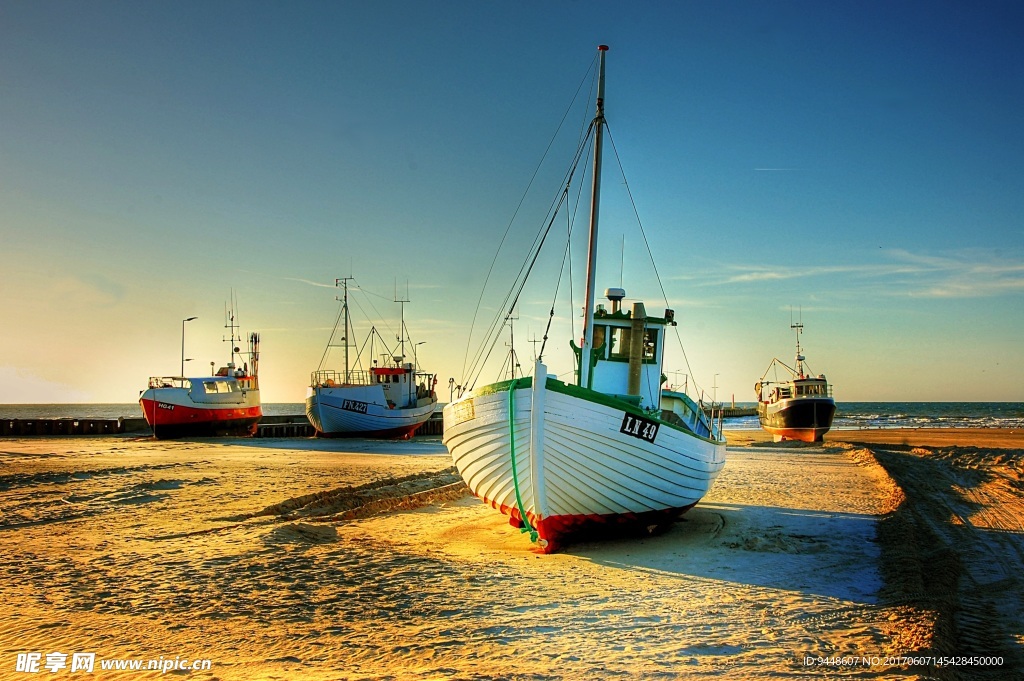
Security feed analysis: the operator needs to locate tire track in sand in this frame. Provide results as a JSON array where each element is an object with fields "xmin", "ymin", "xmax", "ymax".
[{"xmin": 841, "ymin": 441, "xmax": 1024, "ymax": 679}]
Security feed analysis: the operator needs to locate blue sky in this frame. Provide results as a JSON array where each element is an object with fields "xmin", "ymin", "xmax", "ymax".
[{"xmin": 1, "ymin": 1, "xmax": 1022, "ymax": 404}]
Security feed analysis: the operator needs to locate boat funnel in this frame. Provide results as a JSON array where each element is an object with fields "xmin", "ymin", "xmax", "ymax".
[{"xmin": 627, "ymin": 301, "xmax": 647, "ymax": 396}]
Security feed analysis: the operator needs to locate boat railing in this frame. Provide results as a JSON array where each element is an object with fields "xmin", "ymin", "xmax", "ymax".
[
  {"xmin": 147, "ymin": 376, "xmax": 191, "ymax": 390},
  {"xmin": 662, "ymin": 390, "xmax": 721, "ymax": 440},
  {"xmin": 705, "ymin": 403, "xmax": 723, "ymax": 441},
  {"xmin": 310, "ymin": 369, "xmax": 374, "ymax": 388}
]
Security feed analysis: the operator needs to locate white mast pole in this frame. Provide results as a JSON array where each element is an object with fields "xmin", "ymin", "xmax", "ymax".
[
  {"xmin": 336, "ymin": 277, "xmax": 353, "ymax": 383},
  {"xmin": 580, "ymin": 44, "xmax": 608, "ymax": 390}
]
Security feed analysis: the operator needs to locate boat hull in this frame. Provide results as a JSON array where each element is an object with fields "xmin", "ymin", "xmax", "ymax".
[
  {"xmin": 443, "ymin": 375, "xmax": 726, "ymax": 552},
  {"xmin": 139, "ymin": 390, "xmax": 262, "ymax": 439},
  {"xmin": 306, "ymin": 385, "xmax": 436, "ymax": 439},
  {"xmin": 757, "ymin": 397, "xmax": 835, "ymax": 442}
]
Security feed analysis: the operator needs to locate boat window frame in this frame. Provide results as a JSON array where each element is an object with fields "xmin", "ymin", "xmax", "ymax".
[
  {"xmin": 593, "ymin": 324, "xmax": 608, "ymax": 360},
  {"xmin": 604, "ymin": 326, "xmax": 659, "ymax": 364},
  {"xmin": 202, "ymin": 379, "xmax": 240, "ymax": 394}
]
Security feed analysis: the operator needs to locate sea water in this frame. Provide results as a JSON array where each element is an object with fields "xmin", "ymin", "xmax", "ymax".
[
  {"xmin": 0, "ymin": 403, "xmax": 305, "ymax": 420},
  {"xmin": 1, "ymin": 402, "xmax": 1022, "ymax": 429},
  {"xmin": 722, "ymin": 401, "xmax": 1024, "ymax": 430}
]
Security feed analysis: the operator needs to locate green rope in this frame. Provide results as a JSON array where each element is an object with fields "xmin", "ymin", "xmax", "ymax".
[{"xmin": 508, "ymin": 378, "xmax": 539, "ymax": 543}]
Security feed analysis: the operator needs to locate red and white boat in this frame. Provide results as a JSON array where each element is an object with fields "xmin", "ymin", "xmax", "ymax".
[{"xmin": 140, "ymin": 314, "xmax": 262, "ymax": 439}]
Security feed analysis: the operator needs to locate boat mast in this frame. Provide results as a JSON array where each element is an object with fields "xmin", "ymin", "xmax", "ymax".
[
  {"xmin": 580, "ymin": 44, "xmax": 608, "ymax": 390},
  {"xmin": 336, "ymin": 277, "xmax": 353, "ymax": 382},
  {"xmin": 395, "ymin": 280, "xmax": 409, "ymax": 365}
]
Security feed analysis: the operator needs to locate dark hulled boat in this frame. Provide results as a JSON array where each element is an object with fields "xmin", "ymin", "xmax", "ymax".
[{"xmin": 754, "ymin": 321, "xmax": 835, "ymax": 442}]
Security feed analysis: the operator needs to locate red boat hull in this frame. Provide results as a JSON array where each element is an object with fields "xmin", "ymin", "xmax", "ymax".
[
  {"xmin": 139, "ymin": 398, "xmax": 261, "ymax": 439},
  {"xmin": 760, "ymin": 425, "xmax": 831, "ymax": 443},
  {"xmin": 485, "ymin": 495, "xmax": 695, "ymax": 554}
]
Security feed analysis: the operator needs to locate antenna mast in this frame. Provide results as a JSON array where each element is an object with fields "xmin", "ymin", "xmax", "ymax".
[
  {"xmin": 224, "ymin": 291, "xmax": 241, "ymax": 368},
  {"xmin": 504, "ymin": 310, "xmax": 521, "ymax": 379},
  {"xmin": 791, "ymin": 307, "xmax": 805, "ymax": 378}
]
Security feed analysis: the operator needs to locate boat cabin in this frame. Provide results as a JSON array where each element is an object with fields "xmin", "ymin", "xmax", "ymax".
[
  {"xmin": 212, "ymin": 363, "xmax": 258, "ymax": 391},
  {"xmin": 372, "ymin": 362, "xmax": 436, "ymax": 409},
  {"xmin": 188, "ymin": 375, "xmax": 252, "ymax": 404},
  {"xmin": 757, "ymin": 375, "xmax": 831, "ymax": 404},
  {"xmin": 574, "ymin": 288, "xmax": 672, "ymax": 410},
  {"xmin": 312, "ymin": 360, "xmax": 435, "ymax": 410}
]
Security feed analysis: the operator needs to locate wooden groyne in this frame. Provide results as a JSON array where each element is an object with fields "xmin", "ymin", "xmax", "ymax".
[
  {"xmin": 416, "ymin": 412, "xmax": 444, "ymax": 436},
  {"xmin": 2, "ymin": 408, "xmax": 738, "ymax": 438},
  {"xmin": 1, "ymin": 418, "xmax": 139, "ymax": 437},
  {"xmin": 255, "ymin": 418, "xmax": 316, "ymax": 438},
  {"xmin": 10, "ymin": 408, "xmax": 766, "ymax": 438},
  {"xmin": 256, "ymin": 413, "xmax": 443, "ymax": 438},
  {"xmin": 1, "ymin": 412, "xmax": 445, "ymax": 438},
  {"xmin": 705, "ymin": 406, "xmax": 757, "ymax": 418}
]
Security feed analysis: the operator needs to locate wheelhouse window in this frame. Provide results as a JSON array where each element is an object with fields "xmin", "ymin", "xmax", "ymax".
[
  {"xmin": 593, "ymin": 325, "xmax": 608, "ymax": 360},
  {"xmin": 606, "ymin": 327, "xmax": 658, "ymax": 363},
  {"xmin": 203, "ymin": 380, "xmax": 239, "ymax": 394},
  {"xmin": 642, "ymin": 328, "xmax": 658, "ymax": 361},
  {"xmin": 609, "ymin": 327, "xmax": 630, "ymax": 360}
]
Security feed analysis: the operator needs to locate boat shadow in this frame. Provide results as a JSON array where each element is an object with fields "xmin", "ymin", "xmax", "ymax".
[{"xmin": 571, "ymin": 501, "xmax": 882, "ymax": 604}]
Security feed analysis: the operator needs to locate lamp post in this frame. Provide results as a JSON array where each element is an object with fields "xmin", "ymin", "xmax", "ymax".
[
  {"xmin": 181, "ymin": 317, "xmax": 197, "ymax": 377},
  {"xmin": 712, "ymin": 373, "xmax": 719, "ymax": 405}
]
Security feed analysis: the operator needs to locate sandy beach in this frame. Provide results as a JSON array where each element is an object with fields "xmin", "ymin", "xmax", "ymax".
[{"xmin": 2, "ymin": 429, "xmax": 1021, "ymax": 680}]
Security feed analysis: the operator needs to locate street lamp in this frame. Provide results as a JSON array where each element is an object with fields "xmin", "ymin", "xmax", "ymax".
[
  {"xmin": 712, "ymin": 373, "xmax": 719, "ymax": 405},
  {"xmin": 181, "ymin": 317, "xmax": 197, "ymax": 377}
]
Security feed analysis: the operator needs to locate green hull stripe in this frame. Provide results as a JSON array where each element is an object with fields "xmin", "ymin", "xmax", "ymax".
[{"xmin": 507, "ymin": 378, "xmax": 538, "ymax": 543}]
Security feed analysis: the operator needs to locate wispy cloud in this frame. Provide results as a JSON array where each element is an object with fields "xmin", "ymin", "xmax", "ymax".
[
  {"xmin": 704, "ymin": 249, "xmax": 1024, "ymax": 299},
  {"xmin": 884, "ymin": 249, "xmax": 1024, "ymax": 298},
  {"xmin": 50, "ymin": 273, "xmax": 125, "ymax": 307},
  {"xmin": 283, "ymin": 277, "xmax": 337, "ymax": 289}
]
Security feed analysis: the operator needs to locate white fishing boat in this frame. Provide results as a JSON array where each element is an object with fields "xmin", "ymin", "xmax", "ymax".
[
  {"xmin": 306, "ymin": 278, "xmax": 438, "ymax": 439},
  {"xmin": 140, "ymin": 304, "xmax": 261, "ymax": 439},
  {"xmin": 443, "ymin": 45, "xmax": 726, "ymax": 552}
]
